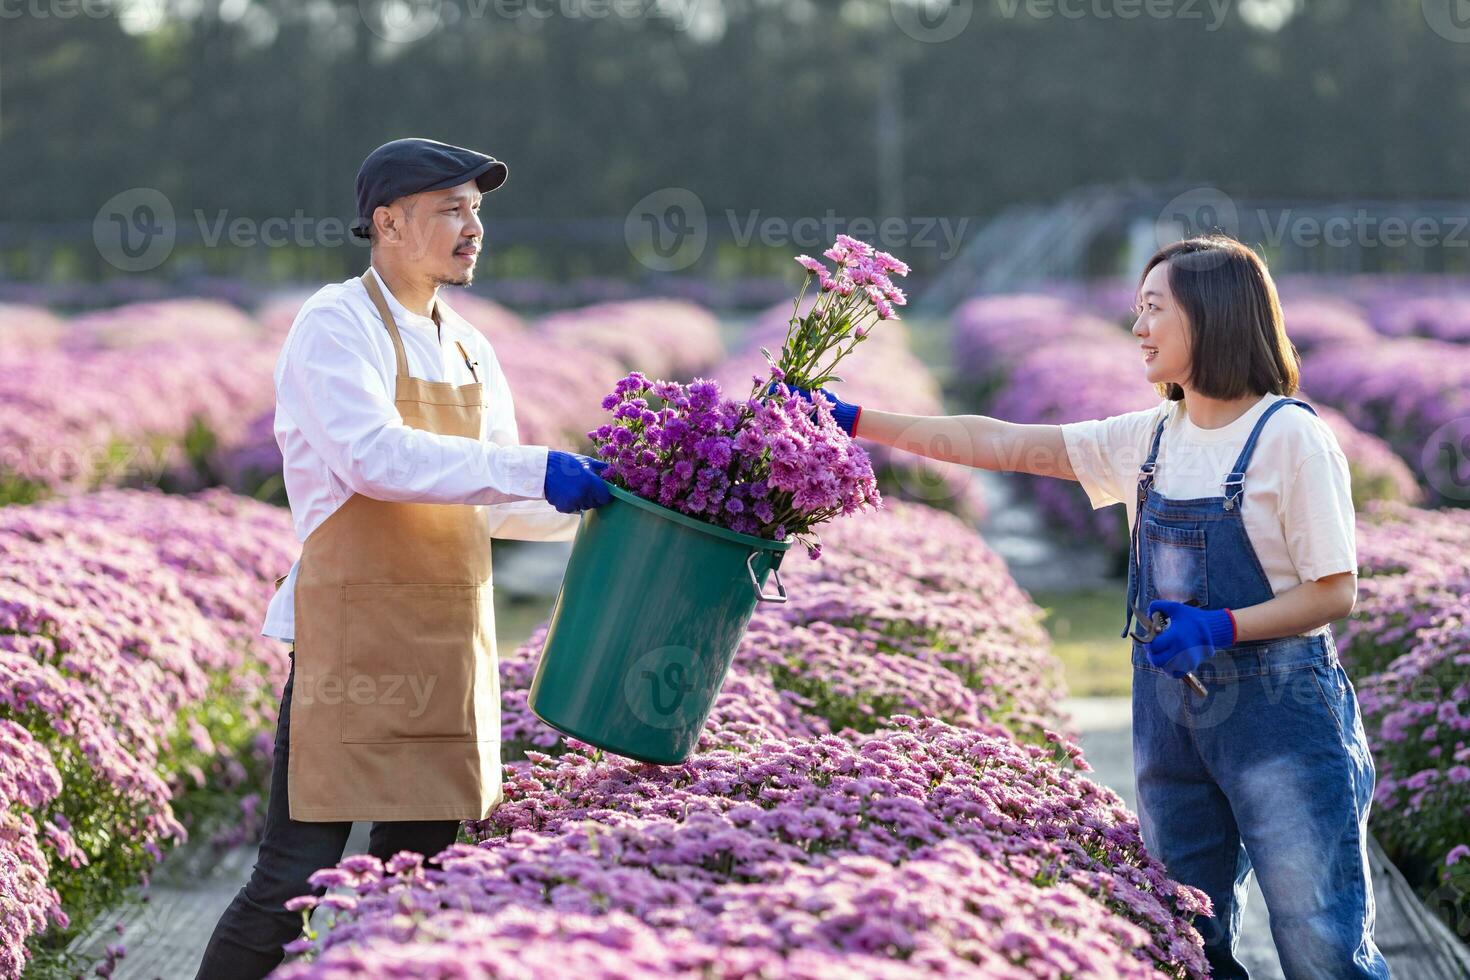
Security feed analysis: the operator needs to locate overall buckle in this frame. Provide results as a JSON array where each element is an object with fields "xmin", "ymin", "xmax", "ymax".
[{"xmin": 1221, "ymin": 473, "xmax": 1245, "ymax": 510}]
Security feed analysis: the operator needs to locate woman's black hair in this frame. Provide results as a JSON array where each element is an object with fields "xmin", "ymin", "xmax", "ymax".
[{"xmin": 1138, "ymin": 234, "xmax": 1300, "ymax": 402}]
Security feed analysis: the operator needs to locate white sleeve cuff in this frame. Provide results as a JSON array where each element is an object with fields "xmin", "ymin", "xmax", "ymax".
[
  {"xmin": 484, "ymin": 499, "xmax": 582, "ymax": 541},
  {"xmin": 486, "ymin": 444, "xmax": 548, "ymax": 501},
  {"xmin": 1060, "ymin": 422, "xmax": 1121, "ymax": 510},
  {"xmin": 1298, "ymin": 563, "xmax": 1358, "ymax": 583}
]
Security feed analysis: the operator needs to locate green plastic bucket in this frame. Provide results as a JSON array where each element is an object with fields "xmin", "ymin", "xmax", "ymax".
[{"xmin": 528, "ymin": 482, "xmax": 791, "ymax": 764}]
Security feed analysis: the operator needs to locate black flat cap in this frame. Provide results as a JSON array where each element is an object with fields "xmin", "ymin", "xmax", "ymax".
[{"xmin": 351, "ymin": 138, "xmax": 508, "ymax": 240}]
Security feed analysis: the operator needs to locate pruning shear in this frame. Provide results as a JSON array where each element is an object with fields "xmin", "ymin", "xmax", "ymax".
[{"xmin": 1131, "ymin": 601, "xmax": 1209, "ymax": 697}]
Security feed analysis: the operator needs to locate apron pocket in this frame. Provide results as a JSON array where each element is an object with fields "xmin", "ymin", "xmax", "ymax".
[
  {"xmin": 1142, "ymin": 520, "xmax": 1209, "ymax": 607},
  {"xmin": 339, "ymin": 583, "xmax": 484, "ymax": 743}
]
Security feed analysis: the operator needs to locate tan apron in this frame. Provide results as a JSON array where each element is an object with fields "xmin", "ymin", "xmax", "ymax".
[{"xmin": 284, "ymin": 270, "xmax": 501, "ymax": 822}]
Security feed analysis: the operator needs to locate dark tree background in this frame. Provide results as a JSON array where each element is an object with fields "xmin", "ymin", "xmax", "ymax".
[{"xmin": 1, "ymin": 0, "xmax": 1467, "ymax": 283}]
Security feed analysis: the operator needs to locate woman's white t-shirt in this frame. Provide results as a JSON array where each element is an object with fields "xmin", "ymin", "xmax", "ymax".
[{"xmin": 1059, "ymin": 393, "xmax": 1358, "ymax": 637}]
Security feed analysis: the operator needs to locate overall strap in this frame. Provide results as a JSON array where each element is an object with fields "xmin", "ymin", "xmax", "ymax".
[
  {"xmin": 1220, "ymin": 397, "xmax": 1318, "ymax": 510},
  {"xmin": 1121, "ymin": 410, "xmax": 1172, "ymax": 639},
  {"xmin": 1137, "ymin": 411, "xmax": 1169, "ymax": 490},
  {"xmin": 360, "ymin": 269, "xmax": 443, "ymax": 381},
  {"xmin": 361, "ymin": 270, "xmax": 411, "ymax": 379}
]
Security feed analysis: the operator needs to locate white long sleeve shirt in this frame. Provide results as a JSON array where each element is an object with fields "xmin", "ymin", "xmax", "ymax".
[{"xmin": 259, "ymin": 266, "xmax": 581, "ymax": 643}]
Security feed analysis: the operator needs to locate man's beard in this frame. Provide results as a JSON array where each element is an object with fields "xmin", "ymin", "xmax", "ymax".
[{"xmin": 432, "ymin": 271, "xmax": 474, "ymax": 288}]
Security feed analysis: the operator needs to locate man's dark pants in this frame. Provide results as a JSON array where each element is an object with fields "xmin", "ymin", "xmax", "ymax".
[{"xmin": 195, "ymin": 648, "xmax": 461, "ymax": 979}]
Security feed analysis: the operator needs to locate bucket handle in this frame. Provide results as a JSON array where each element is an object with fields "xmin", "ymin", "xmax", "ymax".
[{"xmin": 746, "ymin": 552, "xmax": 788, "ymax": 603}]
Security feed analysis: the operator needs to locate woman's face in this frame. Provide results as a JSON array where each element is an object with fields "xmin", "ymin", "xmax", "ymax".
[{"xmin": 1132, "ymin": 261, "xmax": 1192, "ymax": 389}]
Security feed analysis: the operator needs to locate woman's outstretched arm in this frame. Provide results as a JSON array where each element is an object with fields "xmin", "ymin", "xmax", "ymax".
[{"xmin": 856, "ymin": 410, "xmax": 1079, "ymax": 481}]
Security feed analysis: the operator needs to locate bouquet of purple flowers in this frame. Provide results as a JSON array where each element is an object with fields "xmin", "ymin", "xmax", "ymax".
[
  {"xmin": 774, "ymin": 233, "xmax": 909, "ymax": 393},
  {"xmin": 590, "ymin": 236, "xmax": 909, "ymax": 557}
]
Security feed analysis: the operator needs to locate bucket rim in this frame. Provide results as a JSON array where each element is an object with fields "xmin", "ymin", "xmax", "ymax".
[{"xmin": 604, "ymin": 481, "xmax": 793, "ymax": 552}]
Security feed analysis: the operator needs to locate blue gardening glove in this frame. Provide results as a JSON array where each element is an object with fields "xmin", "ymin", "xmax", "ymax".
[
  {"xmin": 543, "ymin": 451, "xmax": 612, "ymax": 513},
  {"xmin": 1144, "ymin": 600, "xmax": 1236, "ymax": 678},
  {"xmin": 767, "ymin": 382, "xmax": 862, "ymax": 437}
]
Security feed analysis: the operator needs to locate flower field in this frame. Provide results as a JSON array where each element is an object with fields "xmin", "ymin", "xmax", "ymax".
[
  {"xmin": 0, "ymin": 488, "xmax": 297, "ymax": 976},
  {"xmin": 277, "ymin": 719, "xmax": 1211, "ymax": 979},
  {"xmin": 0, "ymin": 330, "xmax": 279, "ymax": 504},
  {"xmin": 1, "ymin": 486, "xmax": 1221, "ymax": 977},
  {"xmin": 0, "ymin": 296, "xmax": 717, "ymax": 508},
  {"xmin": 277, "ymin": 508, "xmax": 1216, "ymax": 979},
  {"xmin": 1, "ymin": 275, "xmax": 1467, "ymax": 976},
  {"xmin": 1342, "ymin": 502, "xmax": 1470, "ymax": 917}
]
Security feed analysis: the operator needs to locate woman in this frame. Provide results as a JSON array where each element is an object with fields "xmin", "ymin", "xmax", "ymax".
[{"xmin": 793, "ymin": 234, "xmax": 1390, "ymax": 979}]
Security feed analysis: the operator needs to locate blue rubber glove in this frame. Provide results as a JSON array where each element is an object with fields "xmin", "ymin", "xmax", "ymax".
[
  {"xmin": 769, "ymin": 382, "xmax": 862, "ymax": 437},
  {"xmin": 1144, "ymin": 600, "xmax": 1236, "ymax": 678},
  {"xmin": 543, "ymin": 451, "xmax": 612, "ymax": 514}
]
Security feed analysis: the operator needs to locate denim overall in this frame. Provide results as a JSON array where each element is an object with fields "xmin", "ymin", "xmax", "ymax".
[{"xmin": 1123, "ymin": 397, "xmax": 1390, "ymax": 979}]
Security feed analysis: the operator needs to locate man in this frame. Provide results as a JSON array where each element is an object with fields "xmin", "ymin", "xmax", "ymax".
[{"xmin": 196, "ymin": 138, "xmax": 610, "ymax": 979}]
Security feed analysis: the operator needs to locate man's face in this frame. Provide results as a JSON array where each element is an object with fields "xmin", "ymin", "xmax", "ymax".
[{"xmin": 378, "ymin": 179, "xmax": 484, "ymax": 286}]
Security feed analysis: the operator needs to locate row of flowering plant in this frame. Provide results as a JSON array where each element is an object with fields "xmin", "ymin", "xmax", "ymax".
[
  {"xmin": 1300, "ymin": 337, "xmax": 1470, "ymax": 507},
  {"xmin": 590, "ymin": 238, "xmax": 907, "ymax": 556},
  {"xmin": 0, "ymin": 488, "xmax": 297, "ymax": 976},
  {"xmin": 1341, "ymin": 501, "xmax": 1470, "ymax": 929},
  {"xmin": 270, "ymin": 502, "xmax": 1219, "ymax": 978},
  {"xmin": 279, "ymin": 716, "xmax": 1210, "ymax": 979}
]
